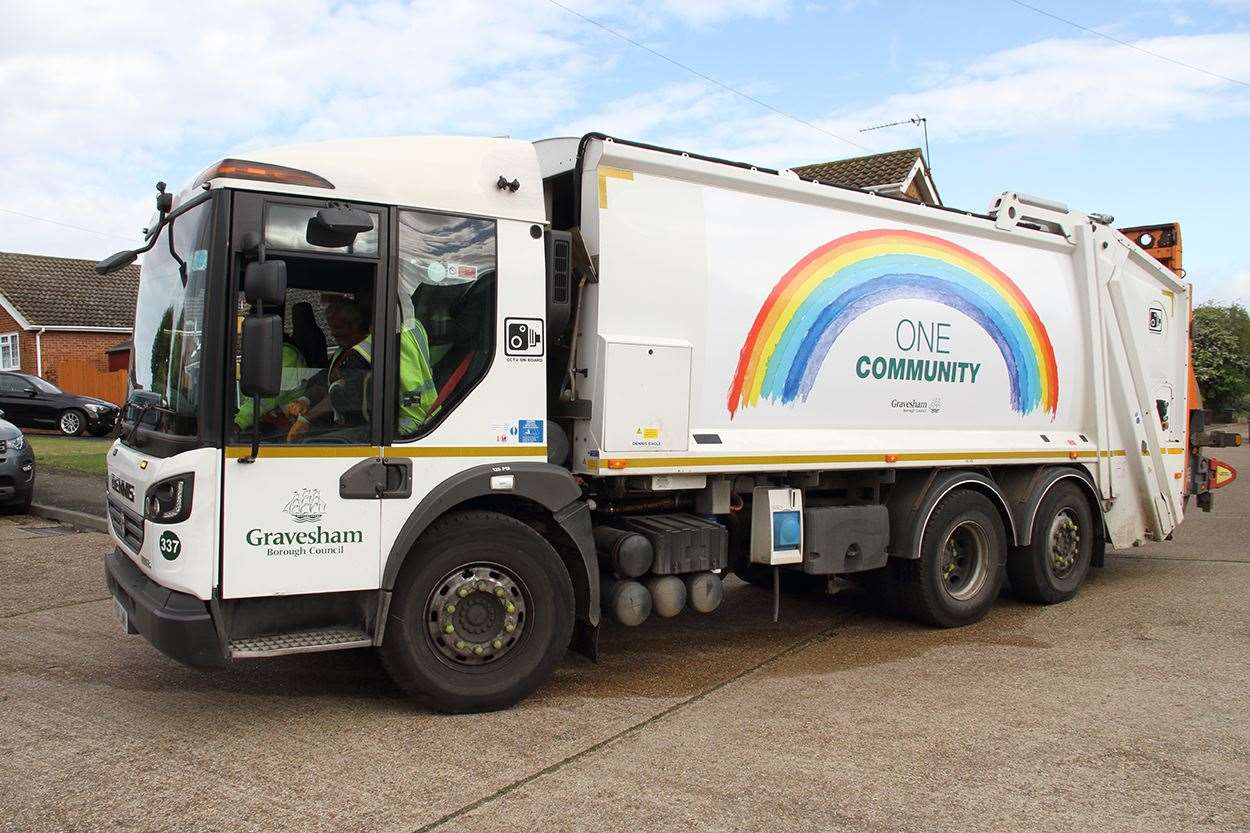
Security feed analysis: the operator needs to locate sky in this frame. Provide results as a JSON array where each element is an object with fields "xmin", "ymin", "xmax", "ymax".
[{"xmin": 1, "ymin": 0, "xmax": 1248, "ymax": 304}]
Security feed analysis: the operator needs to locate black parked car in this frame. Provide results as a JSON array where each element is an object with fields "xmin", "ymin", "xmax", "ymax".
[{"xmin": 0, "ymin": 371, "xmax": 119, "ymax": 436}]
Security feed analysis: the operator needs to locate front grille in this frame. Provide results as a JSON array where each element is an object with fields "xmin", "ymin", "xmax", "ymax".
[{"xmin": 108, "ymin": 497, "xmax": 145, "ymax": 553}]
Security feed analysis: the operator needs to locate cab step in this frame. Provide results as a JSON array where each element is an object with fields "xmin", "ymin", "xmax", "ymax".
[{"xmin": 229, "ymin": 626, "xmax": 371, "ymax": 658}]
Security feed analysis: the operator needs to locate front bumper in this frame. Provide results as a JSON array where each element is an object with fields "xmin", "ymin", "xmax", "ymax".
[
  {"xmin": 86, "ymin": 409, "xmax": 119, "ymax": 434},
  {"xmin": 105, "ymin": 548, "xmax": 226, "ymax": 667},
  {"xmin": 0, "ymin": 448, "xmax": 35, "ymax": 504}
]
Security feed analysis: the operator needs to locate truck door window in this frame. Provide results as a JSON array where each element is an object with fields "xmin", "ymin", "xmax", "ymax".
[
  {"xmin": 231, "ymin": 258, "xmax": 379, "ymax": 446},
  {"xmin": 393, "ymin": 210, "xmax": 496, "ymax": 439}
]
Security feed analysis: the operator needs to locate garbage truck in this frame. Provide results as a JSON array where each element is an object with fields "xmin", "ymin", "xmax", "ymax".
[{"xmin": 97, "ymin": 133, "xmax": 1238, "ymax": 712}]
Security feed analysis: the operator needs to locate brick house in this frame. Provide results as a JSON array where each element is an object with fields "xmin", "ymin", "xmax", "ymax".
[
  {"xmin": 792, "ymin": 147, "xmax": 941, "ymax": 207},
  {"xmin": 0, "ymin": 252, "xmax": 139, "ymax": 385}
]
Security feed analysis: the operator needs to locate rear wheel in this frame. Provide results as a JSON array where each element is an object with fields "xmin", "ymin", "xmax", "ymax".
[
  {"xmin": 58, "ymin": 409, "xmax": 85, "ymax": 436},
  {"xmin": 898, "ymin": 490, "xmax": 1007, "ymax": 627},
  {"xmin": 1008, "ymin": 482, "xmax": 1094, "ymax": 604},
  {"xmin": 380, "ymin": 510, "xmax": 574, "ymax": 713}
]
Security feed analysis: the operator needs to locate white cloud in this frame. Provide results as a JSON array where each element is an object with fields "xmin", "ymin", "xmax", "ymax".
[
  {"xmin": 0, "ymin": 0, "xmax": 796, "ymax": 260},
  {"xmin": 2, "ymin": 2, "xmax": 1248, "ymax": 267},
  {"xmin": 539, "ymin": 30, "xmax": 1250, "ymax": 179}
]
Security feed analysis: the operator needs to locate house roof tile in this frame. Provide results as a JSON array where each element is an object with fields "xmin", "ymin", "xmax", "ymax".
[
  {"xmin": 0, "ymin": 251, "xmax": 138, "ymax": 329},
  {"xmin": 792, "ymin": 148, "xmax": 923, "ymax": 190}
]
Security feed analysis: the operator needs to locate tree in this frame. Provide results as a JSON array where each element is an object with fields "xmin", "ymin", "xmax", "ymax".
[{"xmin": 1192, "ymin": 303, "xmax": 1250, "ymax": 413}]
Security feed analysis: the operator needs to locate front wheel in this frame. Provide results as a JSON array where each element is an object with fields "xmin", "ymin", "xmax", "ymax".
[
  {"xmin": 1008, "ymin": 482, "xmax": 1094, "ymax": 604},
  {"xmin": 897, "ymin": 490, "xmax": 1007, "ymax": 627},
  {"xmin": 59, "ymin": 409, "xmax": 85, "ymax": 436},
  {"xmin": 380, "ymin": 510, "xmax": 574, "ymax": 713}
]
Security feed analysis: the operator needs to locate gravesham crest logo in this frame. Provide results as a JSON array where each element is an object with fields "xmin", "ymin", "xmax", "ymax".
[{"xmin": 283, "ymin": 488, "xmax": 325, "ymax": 523}]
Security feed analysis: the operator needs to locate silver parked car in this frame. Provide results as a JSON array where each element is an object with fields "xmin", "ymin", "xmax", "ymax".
[{"xmin": 0, "ymin": 408, "xmax": 35, "ymax": 513}]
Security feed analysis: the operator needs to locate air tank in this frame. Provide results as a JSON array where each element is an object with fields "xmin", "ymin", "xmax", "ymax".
[
  {"xmin": 684, "ymin": 571, "xmax": 724, "ymax": 613},
  {"xmin": 646, "ymin": 575, "xmax": 686, "ymax": 618},
  {"xmin": 594, "ymin": 526, "xmax": 655, "ymax": 578},
  {"xmin": 602, "ymin": 575, "xmax": 652, "ymax": 627}
]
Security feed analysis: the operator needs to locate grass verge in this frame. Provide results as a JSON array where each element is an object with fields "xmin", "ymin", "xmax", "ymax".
[{"xmin": 26, "ymin": 435, "xmax": 113, "ymax": 476}]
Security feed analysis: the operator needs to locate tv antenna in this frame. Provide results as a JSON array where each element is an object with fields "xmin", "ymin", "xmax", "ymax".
[{"xmin": 860, "ymin": 116, "xmax": 930, "ymax": 171}]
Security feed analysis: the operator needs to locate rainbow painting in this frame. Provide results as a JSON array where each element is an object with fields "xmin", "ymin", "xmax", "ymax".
[{"xmin": 726, "ymin": 229, "xmax": 1058, "ymax": 418}]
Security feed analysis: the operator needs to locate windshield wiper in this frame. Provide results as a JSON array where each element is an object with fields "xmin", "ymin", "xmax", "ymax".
[{"xmin": 121, "ymin": 400, "xmax": 172, "ymax": 447}]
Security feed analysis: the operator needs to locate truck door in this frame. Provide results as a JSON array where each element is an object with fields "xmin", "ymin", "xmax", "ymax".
[
  {"xmin": 220, "ymin": 195, "xmax": 392, "ymax": 598},
  {"xmin": 377, "ymin": 211, "xmax": 549, "ymax": 576}
]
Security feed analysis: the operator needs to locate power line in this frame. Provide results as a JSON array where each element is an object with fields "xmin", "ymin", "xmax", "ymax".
[
  {"xmin": 0, "ymin": 207, "xmax": 141, "ymax": 244},
  {"xmin": 1005, "ymin": 0, "xmax": 1250, "ymax": 89},
  {"xmin": 544, "ymin": 0, "xmax": 871, "ymax": 152}
]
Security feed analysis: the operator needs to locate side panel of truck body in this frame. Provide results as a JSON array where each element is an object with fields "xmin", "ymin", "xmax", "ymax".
[{"xmin": 570, "ymin": 138, "xmax": 1189, "ymax": 546}]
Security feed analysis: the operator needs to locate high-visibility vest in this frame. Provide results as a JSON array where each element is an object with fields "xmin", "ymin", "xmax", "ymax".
[
  {"xmin": 235, "ymin": 342, "xmax": 307, "ymax": 429},
  {"xmin": 397, "ymin": 320, "xmax": 437, "ymax": 435},
  {"xmin": 326, "ymin": 323, "xmax": 436, "ymax": 433},
  {"xmin": 327, "ymin": 336, "xmax": 374, "ymax": 425}
]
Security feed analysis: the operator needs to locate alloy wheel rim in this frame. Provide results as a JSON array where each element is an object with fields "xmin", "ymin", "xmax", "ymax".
[
  {"xmin": 1047, "ymin": 509, "xmax": 1081, "ymax": 578},
  {"xmin": 61, "ymin": 412, "xmax": 80, "ymax": 433},
  {"xmin": 939, "ymin": 520, "xmax": 990, "ymax": 601},
  {"xmin": 425, "ymin": 563, "xmax": 528, "ymax": 668}
]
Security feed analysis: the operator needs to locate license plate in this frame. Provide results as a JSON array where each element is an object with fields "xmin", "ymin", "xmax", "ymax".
[{"xmin": 113, "ymin": 598, "xmax": 130, "ymax": 634}]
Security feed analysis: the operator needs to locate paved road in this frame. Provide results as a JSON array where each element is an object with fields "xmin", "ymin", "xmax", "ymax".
[{"xmin": 2, "ymin": 447, "xmax": 1248, "ymax": 833}]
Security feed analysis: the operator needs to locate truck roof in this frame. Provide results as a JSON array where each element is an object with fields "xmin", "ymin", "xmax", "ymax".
[{"xmin": 187, "ymin": 135, "xmax": 547, "ymax": 224}]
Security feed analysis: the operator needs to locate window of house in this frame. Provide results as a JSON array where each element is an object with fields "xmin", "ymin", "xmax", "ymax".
[{"xmin": 0, "ymin": 333, "xmax": 19, "ymax": 371}]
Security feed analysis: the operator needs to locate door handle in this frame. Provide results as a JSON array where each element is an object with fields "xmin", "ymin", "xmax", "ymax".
[
  {"xmin": 339, "ymin": 457, "xmax": 412, "ymax": 500},
  {"xmin": 380, "ymin": 458, "xmax": 412, "ymax": 499}
]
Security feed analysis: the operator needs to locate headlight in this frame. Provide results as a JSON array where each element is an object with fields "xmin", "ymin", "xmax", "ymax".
[
  {"xmin": 7, "ymin": 435, "xmax": 23, "ymax": 451},
  {"xmin": 145, "ymin": 473, "xmax": 194, "ymax": 524},
  {"xmin": 83, "ymin": 403, "xmax": 108, "ymax": 415}
]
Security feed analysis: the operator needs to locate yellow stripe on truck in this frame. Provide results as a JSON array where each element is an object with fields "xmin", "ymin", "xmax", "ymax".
[
  {"xmin": 584, "ymin": 448, "xmax": 1137, "ymax": 471},
  {"xmin": 225, "ymin": 445, "xmax": 547, "ymax": 460}
]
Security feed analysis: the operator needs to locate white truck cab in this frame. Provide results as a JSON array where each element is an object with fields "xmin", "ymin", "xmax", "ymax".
[{"xmin": 101, "ymin": 134, "xmax": 1236, "ymax": 711}]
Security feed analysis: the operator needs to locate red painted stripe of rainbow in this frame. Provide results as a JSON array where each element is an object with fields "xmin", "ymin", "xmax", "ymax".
[{"xmin": 726, "ymin": 229, "xmax": 1059, "ymax": 418}]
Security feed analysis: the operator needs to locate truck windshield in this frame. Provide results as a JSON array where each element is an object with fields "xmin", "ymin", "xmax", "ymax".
[{"xmin": 125, "ymin": 198, "xmax": 212, "ymax": 441}]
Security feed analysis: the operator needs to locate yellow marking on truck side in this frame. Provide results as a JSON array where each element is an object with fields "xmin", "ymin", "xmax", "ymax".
[
  {"xmin": 225, "ymin": 446, "xmax": 546, "ymax": 459},
  {"xmin": 384, "ymin": 446, "xmax": 547, "ymax": 458},
  {"xmin": 225, "ymin": 446, "xmax": 379, "ymax": 459},
  {"xmin": 585, "ymin": 448, "xmax": 1131, "ymax": 471},
  {"xmin": 598, "ymin": 166, "xmax": 634, "ymax": 208}
]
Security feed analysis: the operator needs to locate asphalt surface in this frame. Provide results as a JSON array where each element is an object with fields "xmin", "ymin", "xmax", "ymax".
[
  {"xmin": 30, "ymin": 469, "xmax": 106, "ymax": 523},
  {"xmin": 2, "ymin": 445, "xmax": 1248, "ymax": 833}
]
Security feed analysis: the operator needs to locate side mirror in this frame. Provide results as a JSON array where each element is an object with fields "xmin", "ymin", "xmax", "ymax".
[
  {"xmin": 27, "ymin": 386, "xmax": 38, "ymax": 398},
  {"xmin": 240, "ymin": 315, "xmax": 284, "ymax": 398},
  {"xmin": 307, "ymin": 204, "xmax": 372, "ymax": 248},
  {"xmin": 95, "ymin": 249, "xmax": 138, "ymax": 275},
  {"xmin": 244, "ymin": 260, "xmax": 287, "ymax": 307}
]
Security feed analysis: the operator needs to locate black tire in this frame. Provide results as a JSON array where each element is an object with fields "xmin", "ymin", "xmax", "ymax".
[
  {"xmin": 1008, "ymin": 482, "xmax": 1094, "ymax": 604},
  {"xmin": 897, "ymin": 490, "xmax": 1007, "ymax": 628},
  {"xmin": 58, "ymin": 409, "xmax": 85, "ymax": 436},
  {"xmin": 380, "ymin": 510, "xmax": 574, "ymax": 713},
  {"xmin": 3, "ymin": 491, "xmax": 32, "ymax": 515}
]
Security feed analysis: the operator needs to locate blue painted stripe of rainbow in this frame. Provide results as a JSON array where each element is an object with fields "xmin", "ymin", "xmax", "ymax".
[{"xmin": 758, "ymin": 254, "xmax": 1043, "ymax": 414}]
